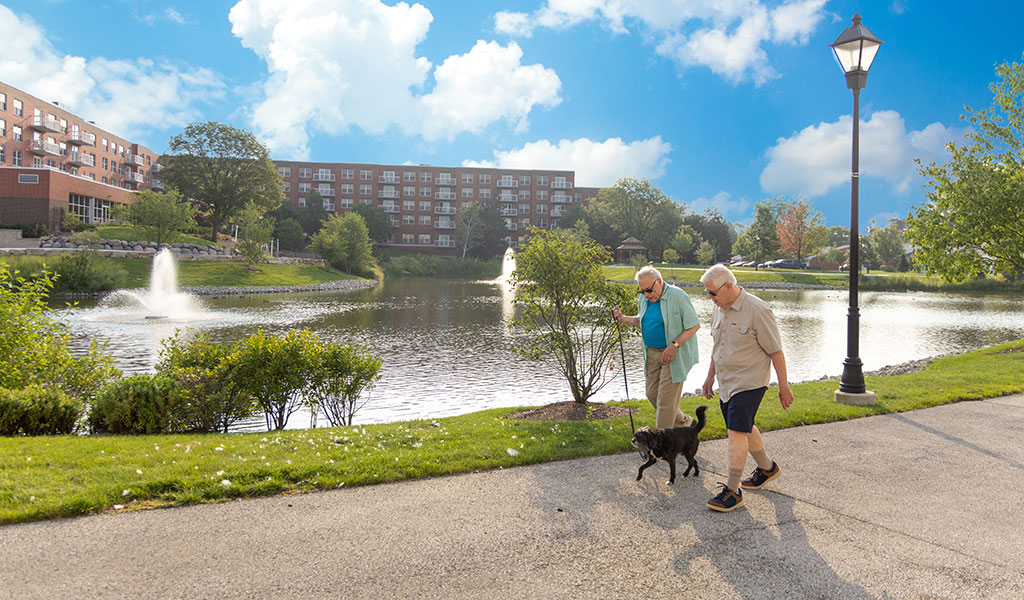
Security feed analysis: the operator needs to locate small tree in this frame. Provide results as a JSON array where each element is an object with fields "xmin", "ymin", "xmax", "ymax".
[
  {"xmin": 306, "ymin": 342, "xmax": 383, "ymax": 426},
  {"xmin": 235, "ymin": 201, "xmax": 275, "ymax": 269},
  {"xmin": 275, "ymin": 218, "xmax": 307, "ymax": 252},
  {"xmin": 777, "ymin": 197, "xmax": 827, "ymax": 263},
  {"xmin": 299, "ymin": 191, "xmax": 329, "ymax": 236},
  {"xmin": 662, "ymin": 248, "xmax": 680, "ymax": 263},
  {"xmin": 351, "ymin": 203, "xmax": 395, "ymax": 247},
  {"xmin": 129, "ymin": 189, "xmax": 196, "ymax": 246},
  {"xmin": 311, "ymin": 212, "xmax": 375, "ymax": 275},
  {"xmin": 456, "ymin": 199, "xmax": 506, "ymax": 260},
  {"xmin": 696, "ymin": 240, "xmax": 716, "ymax": 265},
  {"xmin": 510, "ymin": 227, "xmax": 633, "ymax": 404},
  {"xmin": 226, "ymin": 329, "xmax": 314, "ymax": 430}
]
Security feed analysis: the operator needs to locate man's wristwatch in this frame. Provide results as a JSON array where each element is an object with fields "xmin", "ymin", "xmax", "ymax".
[{"xmin": 671, "ymin": 341, "xmax": 680, "ymax": 348}]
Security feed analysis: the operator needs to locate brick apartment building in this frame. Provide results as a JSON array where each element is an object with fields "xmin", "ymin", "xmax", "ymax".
[
  {"xmin": 0, "ymin": 80, "xmax": 163, "ymax": 231},
  {"xmin": 274, "ymin": 160, "xmax": 600, "ymax": 254}
]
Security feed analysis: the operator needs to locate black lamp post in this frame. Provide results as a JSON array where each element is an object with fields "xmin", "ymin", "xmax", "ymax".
[{"xmin": 830, "ymin": 13, "xmax": 882, "ymax": 402}]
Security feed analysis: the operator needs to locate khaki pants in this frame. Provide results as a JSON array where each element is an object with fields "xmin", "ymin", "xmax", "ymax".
[{"xmin": 645, "ymin": 346, "xmax": 694, "ymax": 430}]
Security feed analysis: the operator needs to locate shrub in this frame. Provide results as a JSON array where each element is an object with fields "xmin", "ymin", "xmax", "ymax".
[
  {"xmin": 156, "ymin": 332, "xmax": 255, "ymax": 433},
  {"xmin": 6, "ymin": 222, "xmax": 50, "ymax": 238},
  {"xmin": 89, "ymin": 374, "xmax": 185, "ymax": 435},
  {"xmin": 225, "ymin": 329, "xmax": 316, "ymax": 430},
  {"xmin": 306, "ymin": 342, "xmax": 383, "ymax": 426},
  {"xmin": 0, "ymin": 386, "xmax": 82, "ymax": 436},
  {"xmin": 48, "ymin": 252, "xmax": 126, "ymax": 294}
]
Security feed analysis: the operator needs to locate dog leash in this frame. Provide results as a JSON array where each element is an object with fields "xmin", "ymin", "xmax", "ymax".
[{"xmin": 612, "ymin": 309, "xmax": 645, "ymax": 460}]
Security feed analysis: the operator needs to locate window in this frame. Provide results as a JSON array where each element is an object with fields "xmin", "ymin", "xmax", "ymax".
[
  {"xmin": 462, "ymin": 173, "xmax": 473, "ymax": 183},
  {"xmin": 519, "ymin": 218, "xmax": 530, "ymax": 228},
  {"xmin": 360, "ymin": 198, "xmax": 371, "ymax": 204},
  {"xmin": 419, "ymin": 200, "xmax": 431, "ymax": 211},
  {"xmin": 479, "ymin": 173, "xmax": 491, "ymax": 184},
  {"xmin": 12, "ymin": 149, "xmax": 21, "ymax": 166},
  {"xmin": 518, "ymin": 203, "xmax": 530, "ymax": 214},
  {"xmin": 536, "ymin": 204, "xmax": 548, "ymax": 214},
  {"xmin": 403, "ymin": 171, "xmax": 415, "ymax": 182},
  {"xmin": 420, "ymin": 186, "xmax": 431, "ymax": 197},
  {"xmin": 403, "ymin": 185, "xmax": 415, "ymax": 197},
  {"xmin": 0, "ymin": 119, "xmax": 5, "ymax": 137},
  {"xmin": 402, "ymin": 233, "xmax": 415, "ymax": 244},
  {"xmin": 479, "ymin": 188, "xmax": 491, "ymax": 198},
  {"xmin": 18, "ymin": 174, "xmax": 38, "ymax": 184},
  {"xmin": 317, "ymin": 184, "xmax": 332, "ymax": 195},
  {"xmin": 299, "ymin": 183, "xmax": 311, "ymax": 193},
  {"xmin": 102, "ymin": 157, "xmax": 108, "ymax": 169},
  {"xmin": 340, "ymin": 183, "xmax": 353, "ymax": 194},
  {"xmin": 317, "ymin": 168, "xmax": 332, "ymax": 179},
  {"xmin": 102, "ymin": 176, "xmax": 107, "ymax": 184},
  {"xmin": 339, "ymin": 168, "xmax": 353, "ymax": 179},
  {"xmin": 0, "ymin": 92, "xmax": 5, "ymax": 110},
  {"xmin": 537, "ymin": 190, "xmax": 548, "ymax": 200},
  {"xmin": 0, "ymin": 146, "xmax": 4, "ymax": 163},
  {"xmin": 278, "ymin": 166, "xmax": 291, "ymax": 177},
  {"xmin": 13, "ymin": 98, "xmax": 23, "ymax": 117},
  {"xmin": 13, "ymin": 125, "xmax": 22, "ymax": 142},
  {"xmin": 419, "ymin": 171, "xmax": 431, "ymax": 182},
  {"xmin": 418, "ymin": 234, "xmax": 431, "ymax": 245},
  {"xmin": 340, "ymin": 198, "xmax": 353, "ymax": 209},
  {"xmin": 519, "ymin": 175, "xmax": 531, "ymax": 185},
  {"xmin": 323, "ymin": 200, "xmax": 335, "ymax": 212},
  {"xmin": 402, "ymin": 215, "xmax": 415, "ymax": 225},
  {"xmin": 519, "ymin": 190, "xmax": 530, "ymax": 200},
  {"xmin": 360, "ymin": 184, "xmax": 372, "ymax": 195},
  {"xmin": 360, "ymin": 169, "xmax": 372, "ymax": 180},
  {"xmin": 461, "ymin": 187, "xmax": 473, "ymax": 198},
  {"xmin": 538, "ymin": 217, "xmax": 548, "ymax": 228},
  {"xmin": 299, "ymin": 167, "xmax": 311, "ymax": 178},
  {"xmin": 537, "ymin": 175, "xmax": 548, "ymax": 186},
  {"xmin": 298, "ymin": 197, "xmax": 306, "ymax": 208},
  {"xmin": 403, "ymin": 200, "xmax": 415, "ymax": 211},
  {"xmin": 419, "ymin": 215, "xmax": 431, "ymax": 225},
  {"xmin": 60, "ymin": 118, "xmax": 68, "ymax": 134},
  {"xmin": 283, "ymin": 182, "xmax": 290, "ymax": 192}
]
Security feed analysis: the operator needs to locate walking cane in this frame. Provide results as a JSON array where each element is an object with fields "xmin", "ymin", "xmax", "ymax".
[{"xmin": 612, "ymin": 308, "xmax": 645, "ymax": 460}]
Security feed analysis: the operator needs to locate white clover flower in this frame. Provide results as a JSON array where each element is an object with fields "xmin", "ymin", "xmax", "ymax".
[
  {"xmin": 221, "ymin": 480, "xmax": 231, "ymax": 487},
  {"xmin": 506, "ymin": 448, "xmax": 519, "ymax": 457},
  {"xmin": 216, "ymin": 470, "xmax": 225, "ymax": 476},
  {"xmin": 136, "ymin": 469, "xmax": 143, "ymax": 475}
]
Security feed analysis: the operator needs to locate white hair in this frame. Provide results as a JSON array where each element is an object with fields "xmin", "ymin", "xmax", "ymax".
[
  {"xmin": 635, "ymin": 265, "xmax": 662, "ymax": 283},
  {"xmin": 700, "ymin": 264, "xmax": 736, "ymax": 288}
]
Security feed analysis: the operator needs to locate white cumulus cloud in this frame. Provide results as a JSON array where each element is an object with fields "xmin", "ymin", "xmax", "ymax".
[
  {"xmin": 495, "ymin": 0, "xmax": 827, "ymax": 85},
  {"xmin": 230, "ymin": 0, "xmax": 562, "ymax": 159},
  {"xmin": 0, "ymin": 5, "xmax": 223, "ymax": 140},
  {"xmin": 463, "ymin": 136, "xmax": 671, "ymax": 187},
  {"xmin": 759, "ymin": 110, "xmax": 960, "ymax": 197},
  {"xmin": 690, "ymin": 190, "xmax": 751, "ymax": 220}
]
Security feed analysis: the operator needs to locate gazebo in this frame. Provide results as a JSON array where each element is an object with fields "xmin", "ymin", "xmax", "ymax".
[{"xmin": 616, "ymin": 236, "xmax": 647, "ymax": 263}]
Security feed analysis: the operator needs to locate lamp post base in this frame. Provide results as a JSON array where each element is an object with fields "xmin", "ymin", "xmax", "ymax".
[{"xmin": 835, "ymin": 389, "xmax": 877, "ymax": 406}]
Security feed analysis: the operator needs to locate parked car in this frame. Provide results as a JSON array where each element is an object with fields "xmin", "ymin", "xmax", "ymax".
[{"xmin": 766, "ymin": 259, "xmax": 804, "ymax": 269}]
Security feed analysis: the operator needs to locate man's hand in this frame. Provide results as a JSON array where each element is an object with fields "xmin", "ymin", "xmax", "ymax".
[
  {"xmin": 660, "ymin": 345, "xmax": 676, "ymax": 365},
  {"xmin": 701, "ymin": 377, "xmax": 715, "ymax": 399},
  {"xmin": 779, "ymin": 385, "xmax": 793, "ymax": 410}
]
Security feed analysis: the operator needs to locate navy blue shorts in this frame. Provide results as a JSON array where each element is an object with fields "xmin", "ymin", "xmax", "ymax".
[{"xmin": 720, "ymin": 387, "xmax": 768, "ymax": 433}]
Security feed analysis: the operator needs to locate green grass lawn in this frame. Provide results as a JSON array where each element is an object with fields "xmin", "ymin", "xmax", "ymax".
[{"xmin": 2, "ymin": 338, "xmax": 1021, "ymax": 525}]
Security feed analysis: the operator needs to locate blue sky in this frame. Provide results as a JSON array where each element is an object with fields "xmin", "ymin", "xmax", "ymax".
[{"xmin": 2, "ymin": 0, "xmax": 1021, "ymax": 229}]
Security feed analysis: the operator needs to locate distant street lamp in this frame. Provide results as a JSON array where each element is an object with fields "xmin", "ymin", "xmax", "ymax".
[{"xmin": 831, "ymin": 13, "xmax": 882, "ymax": 405}]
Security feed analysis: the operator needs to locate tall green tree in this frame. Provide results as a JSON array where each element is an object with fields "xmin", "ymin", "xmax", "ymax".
[
  {"xmin": 455, "ymin": 199, "xmax": 506, "ymax": 260},
  {"xmin": 776, "ymin": 197, "xmax": 826, "ymax": 263},
  {"xmin": 586, "ymin": 178, "xmax": 684, "ymax": 258},
  {"xmin": 160, "ymin": 122, "xmax": 282, "ymax": 243},
  {"xmin": 745, "ymin": 199, "xmax": 782, "ymax": 268},
  {"xmin": 827, "ymin": 225, "xmax": 851, "ymax": 248},
  {"xmin": 870, "ymin": 222, "xmax": 905, "ymax": 265},
  {"xmin": 351, "ymin": 203, "xmax": 395, "ymax": 246},
  {"xmin": 683, "ymin": 209, "xmax": 733, "ymax": 263},
  {"xmin": 299, "ymin": 191, "xmax": 329, "ymax": 236},
  {"xmin": 510, "ymin": 227, "xmax": 633, "ymax": 404},
  {"xmin": 669, "ymin": 224, "xmax": 701, "ymax": 264},
  {"xmin": 129, "ymin": 190, "xmax": 196, "ymax": 246},
  {"xmin": 907, "ymin": 58, "xmax": 1024, "ymax": 281},
  {"xmin": 311, "ymin": 212, "xmax": 375, "ymax": 275}
]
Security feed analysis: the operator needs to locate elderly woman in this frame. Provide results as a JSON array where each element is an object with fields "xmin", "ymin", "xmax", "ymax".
[{"xmin": 612, "ymin": 265, "xmax": 700, "ymax": 430}]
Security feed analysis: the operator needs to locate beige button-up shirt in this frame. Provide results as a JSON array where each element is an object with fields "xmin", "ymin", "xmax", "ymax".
[{"xmin": 710, "ymin": 288, "xmax": 783, "ymax": 402}]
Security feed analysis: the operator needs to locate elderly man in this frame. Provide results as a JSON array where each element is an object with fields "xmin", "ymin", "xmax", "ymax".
[
  {"xmin": 700, "ymin": 264, "xmax": 793, "ymax": 512},
  {"xmin": 612, "ymin": 265, "xmax": 700, "ymax": 430}
]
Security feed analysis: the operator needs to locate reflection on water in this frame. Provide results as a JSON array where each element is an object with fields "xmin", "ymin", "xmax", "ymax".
[{"xmin": 60, "ymin": 280, "xmax": 1024, "ymax": 426}]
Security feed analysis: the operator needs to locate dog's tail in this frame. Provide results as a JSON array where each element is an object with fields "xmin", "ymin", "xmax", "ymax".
[{"xmin": 692, "ymin": 405, "xmax": 707, "ymax": 434}]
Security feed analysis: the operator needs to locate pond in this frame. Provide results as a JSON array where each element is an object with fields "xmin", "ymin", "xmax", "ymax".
[{"xmin": 60, "ymin": 277, "xmax": 1024, "ymax": 427}]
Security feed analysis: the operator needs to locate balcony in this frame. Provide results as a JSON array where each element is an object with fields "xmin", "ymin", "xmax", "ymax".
[
  {"xmin": 434, "ymin": 206, "xmax": 456, "ymax": 215},
  {"xmin": 434, "ymin": 176, "xmax": 455, "ymax": 186},
  {"xmin": 152, "ymin": 179, "xmax": 164, "ymax": 190},
  {"xmin": 66, "ymin": 151, "xmax": 95, "ymax": 167},
  {"xmin": 434, "ymin": 240, "xmax": 456, "ymax": 248},
  {"xmin": 497, "ymin": 178, "xmax": 518, "ymax": 188},
  {"xmin": 378, "ymin": 189, "xmax": 400, "ymax": 199},
  {"xmin": 130, "ymin": 172, "xmax": 145, "ymax": 184},
  {"xmin": 125, "ymin": 154, "xmax": 144, "ymax": 166},
  {"xmin": 497, "ymin": 193, "xmax": 517, "ymax": 203},
  {"xmin": 29, "ymin": 140, "xmax": 61, "ymax": 155},
  {"xmin": 68, "ymin": 131, "xmax": 96, "ymax": 146},
  {"xmin": 500, "ymin": 207, "xmax": 518, "ymax": 217},
  {"xmin": 152, "ymin": 162, "xmax": 163, "ymax": 173},
  {"xmin": 313, "ymin": 173, "xmax": 336, "ymax": 182},
  {"xmin": 434, "ymin": 221, "xmax": 455, "ymax": 229},
  {"xmin": 318, "ymin": 187, "xmax": 336, "ymax": 197},
  {"xmin": 550, "ymin": 208, "xmax": 565, "ymax": 218},
  {"xmin": 551, "ymin": 193, "xmax": 570, "ymax": 203},
  {"xmin": 379, "ymin": 174, "xmax": 400, "ymax": 184},
  {"xmin": 551, "ymin": 180, "xmax": 573, "ymax": 190},
  {"xmin": 30, "ymin": 115, "xmax": 62, "ymax": 133},
  {"xmin": 505, "ymin": 222, "xmax": 518, "ymax": 231},
  {"xmin": 434, "ymin": 191, "xmax": 457, "ymax": 200},
  {"xmin": 381, "ymin": 204, "xmax": 399, "ymax": 213}
]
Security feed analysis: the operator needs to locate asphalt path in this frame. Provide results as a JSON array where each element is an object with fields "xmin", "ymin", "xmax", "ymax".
[{"xmin": 3, "ymin": 394, "xmax": 1023, "ymax": 599}]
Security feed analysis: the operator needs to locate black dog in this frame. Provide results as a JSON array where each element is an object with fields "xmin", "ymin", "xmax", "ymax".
[{"xmin": 631, "ymin": 406, "xmax": 707, "ymax": 484}]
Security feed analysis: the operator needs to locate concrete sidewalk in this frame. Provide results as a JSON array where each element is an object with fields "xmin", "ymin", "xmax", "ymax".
[{"xmin": 3, "ymin": 395, "xmax": 1023, "ymax": 599}]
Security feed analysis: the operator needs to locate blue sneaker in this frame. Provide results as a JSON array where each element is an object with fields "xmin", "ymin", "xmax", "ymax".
[
  {"xmin": 741, "ymin": 461, "xmax": 781, "ymax": 490},
  {"xmin": 707, "ymin": 483, "xmax": 744, "ymax": 512}
]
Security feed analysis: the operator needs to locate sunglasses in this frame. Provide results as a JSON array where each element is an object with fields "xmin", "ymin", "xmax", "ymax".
[
  {"xmin": 637, "ymin": 280, "xmax": 659, "ymax": 294},
  {"xmin": 706, "ymin": 282, "xmax": 727, "ymax": 297}
]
